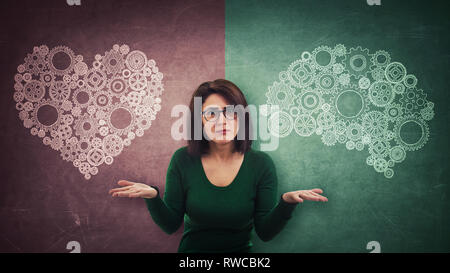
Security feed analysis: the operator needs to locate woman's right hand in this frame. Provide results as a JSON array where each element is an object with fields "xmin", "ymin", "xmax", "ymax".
[{"xmin": 109, "ymin": 180, "xmax": 158, "ymax": 199}]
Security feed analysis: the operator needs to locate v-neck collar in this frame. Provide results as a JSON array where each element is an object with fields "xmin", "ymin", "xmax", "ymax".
[{"xmin": 199, "ymin": 150, "xmax": 249, "ymax": 190}]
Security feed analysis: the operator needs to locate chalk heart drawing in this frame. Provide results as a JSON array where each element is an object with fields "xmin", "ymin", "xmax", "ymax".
[
  {"xmin": 265, "ymin": 44, "xmax": 434, "ymax": 178},
  {"xmin": 13, "ymin": 44, "xmax": 163, "ymax": 179}
]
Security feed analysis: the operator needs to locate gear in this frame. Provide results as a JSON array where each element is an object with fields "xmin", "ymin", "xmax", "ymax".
[
  {"xmin": 135, "ymin": 128, "xmax": 144, "ymax": 137},
  {"xmin": 399, "ymin": 88, "xmax": 427, "ymax": 114},
  {"xmin": 321, "ymin": 129, "xmax": 337, "ymax": 146},
  {"xmin": 47, "ymin": 46, "xmax": 76, "ymax": 76},
  {"xmin": 369, "ymin": 138, "xmax": 391, "ymax": 158},
  {"xmin": 345, "ymin": 140, "xmax": 355, "ymax": 150},
  {"xmin": 287, "ymin": 59, "xmax": 315, "ymax": 88},
  {"xmin": 368, "ymin": 80, "xmax": 395, "ymax": 107},
  {"xmin": 265, "ymin": 81, "xmax": 296, "ymax": 111},
  {"xmin": 57, "ymin": 123, "xmax": 73, "ymax": 140},
  {"xmin": 403, "ymin": 74, "xmax": 417, "ymax": 88},
  {"xmin": 321, "ymin": 103, "xmax": 331, "ymax": 112},
  {"xmin": 295, "ymin": 87, "xmax": 323, "ymax": 114},
  {"xmin": 125, "ymin": 50, "xmax": 147, "ymax": 72},
  {"xmin": 120, "ymin": 44, "xmax": 130, "ymax": 55},
  {"xmin": 102, "ymin": 48, "xmax": 125, "ymax": 75},
  {"xmin": 331, "ymin": 84, "xmax": 369, "ymax": 125},
  {"xmin": 72, "ymin": 88, "xmax": 93, "ymax": 109},
  {"xmin": 334, "ymin": 120, "xmax": 347, "ymax": 135},
  {"xmin": 14, "ymin": 82, "xmax": 23, "ymax": 93},
  {"xmin": 109, "ymin": 76, "xmax": 129, "ymax": 98},
  {"xmin": 389, "ymin": 145, "xmax": 406, "ymax": 163},
  {"xmin": 337, "ymin": 134, "xmax": 347, "ymax": 144},
  {"xmin": 147, "ymin": 79, "xmax": 164, "ymax": 97},
  {"xmin": 384, "ymin": 168, "xmax": 394, "ymax": 179},
  {"xmin": 38, "ymin": 45, "xmax": 49, "ymax": 56},
  {"xmin": 361, "ymin": 134, "xmax": 371, "ymax": 145},
  {"xmin": 23, "ymin": 101, "xmax": 34, "ymax": 112},
  {"xmin": 74, "ymin": 113, "xmax": 98, "ymax": 139},
  {"xmin": 93, "ymin": 90, "xmax": 113, "ymax": 110},
  {"xmin": 126, "ymin": 91, "xmax": 143, "ymax": 107},
  {"xmin": 60, "ymin": 143, "xmax": 79, "ymax": 162},
  {"xmin": 312, "ymin": 45, "xmax": 335, "ymax": 71},
  {"xmin": 102, "ymin": 134, "xmax": 124, "ymax": 157},
  {"xmin": 278, "ymin": 70, "xmax": 289, "ymax": 84},
  {"xmin": 371, "ymin": 50, "xmax": 391, "ymax": 67},
  {"xmin": 87, "ymin": 148, "xmax": 105, "ymax": 167},
  {"xmin": 370, "ymin": 67, "xmax": 385, "ymax": 81},
  {"xmin": 420, "ymin": 107, "xmax": 434, "ymax": 121},
  {"xmin": 366, "ymin": 155, "xmax": 375, "ymax": 166},
  {"xmin": 106, "ymin": 103, "xmax": 137, "ymax": 137},
  {"xmin": 346, "ymin": 122, "xmax": 363, "ymax": 142},
  {"xmin": 50, "ymin": 136, "xmax": 64, "ymax": 151},
  {"xmin": 39, "ymin": 71, "xmax": 55, "ymax": 87},
  {"xmin": 268, "ymin": 110, "xmax": 293, "ymax": 138},
  {"xmin": 385, "ymin": 61, "xmax": 407, "ymax": 83},
  {"xmin": 61, "ymin": 114, "xmax": 74, "ymax": 125},
  {"xmin": 333, "ymin": 44, "xmax": 347, "ymax": 57},
  {"xmin": 49, "ymin": 80, "xmax": 71, "ymax": 102},
  {"xmin": 137, "ymin": 116, "xmax": 152, "ymax": 130},
  {"xmin": 77, "ymin": 136, "xmax": 92, "ymax": 154},
  {"xmin": 362, "ymin": 111, "xmax": 388, "ymax": 138},
  {"xmin": 315, "ymin": 70, "xmax": 339, "ymax": 94},
  {"xmin": 316, "ymin": 111, "xmax": 335, "ymax": 130},
  {"xmin": 23, "ymin": 80, "xmax": 46, "ymax": 102},
  {"xmin": 393, "ymin": 83, "xmax": 405, "ymax": 94},
  {"xmin": 79, "ymin": 162, "xmax": 91, "ymax": 175},
  {"xmin": 18, "ymin": 110, "xmax": 29, "ymax": 121},
  {"xmin": 24, "ymin": 50, "xmax": 47, "ymax": 75},
  {"xmin": 128, "ymin": 72, "xmax": 148, "ymax": 91},
  {"xmin": 30, "ymin": 99, "xmax": 62, "ymax": 132},
  {"xmin": 373, "ymin": 157, "xmax": 388, "ymax": 173},
  {"xmin": 355, "ymin": 141, "xmax": 365, "ymax": 151},
  {"xmin": 358, "ymin": 76, "xmax": 371, "ymax": 90},
  {"xmin": 301, "ymin": 51, "xmax": 312, "ymax": 62},
  {"xmin": 343, "ymin": 46, "xmax": 372, "ymax": 79},
  {"xmin": 73, "ymin": 61, "xmax": 88, "ymax": 76},
  {"xmin": 85, "ymin": 68, "xmax": 108, "ymax": 92},
  {"xmin": 288, "ymin": 105, "xmax": 301, "ymax": 117},
  {"xmin": 332, "ymin": 63, "xmax": 344, "ymax": 75},
  {"xmin": 394, "ymin": 114, "xmax": 429, "ymax": 151},
  {"xmin": 337, "ymin": 73, "xmax": 351, "ymax": 86},
  {"xmin": 61, "ymin": 100, "xmax": 73, "ymax": 112},
  {"xmin": 384, "ymin": 103, "xmax": 403, "ymax": 122},
  {"xmin": 293, "ymin": 114, "xmax": 316, "ymax": 137}
]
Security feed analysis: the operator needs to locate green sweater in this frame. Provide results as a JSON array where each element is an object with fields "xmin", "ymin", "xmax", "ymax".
[{"xmin": 145, "ymin": 146, "xmax": 298, "ymax": 253}]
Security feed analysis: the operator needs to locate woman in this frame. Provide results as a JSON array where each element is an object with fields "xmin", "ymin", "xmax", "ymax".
[{"xmin": 109, "ymin": 79, "xmax": 328, "ymax": 253}]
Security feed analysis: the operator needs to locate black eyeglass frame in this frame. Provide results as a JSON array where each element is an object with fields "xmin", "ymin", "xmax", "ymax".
[{"xmin": 201, "ymin": 105, "xmax": 238, "ymax": 122}]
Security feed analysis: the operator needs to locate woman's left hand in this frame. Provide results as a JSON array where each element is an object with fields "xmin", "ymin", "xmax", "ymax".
[{"xmin": 282, "ymin": 188, "xmax": 328, "ymax": 204}]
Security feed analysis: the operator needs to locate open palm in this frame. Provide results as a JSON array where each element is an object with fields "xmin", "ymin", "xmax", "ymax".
[
  {"xmin": 282, "ymin": 188, "xmax": 328, "ymax": 204},
  {"xmin": 109, "ymin": 180, "xmax": 157, "ymax": 199}
]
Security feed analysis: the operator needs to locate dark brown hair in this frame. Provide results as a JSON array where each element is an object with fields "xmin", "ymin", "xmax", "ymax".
[{"xmin": 187, "ymin": 79, "xmax": 253, "ymax": 157}]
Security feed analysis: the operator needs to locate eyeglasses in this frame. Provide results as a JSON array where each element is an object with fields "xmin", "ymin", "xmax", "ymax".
[{"xmin": 202, "ymin": 105, "xmax": 238, "ymax": 122}]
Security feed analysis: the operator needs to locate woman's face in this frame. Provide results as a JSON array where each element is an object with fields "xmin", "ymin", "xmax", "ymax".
[{"xmin": 202, "ymin": 94, "xmax": 239, "ymax": 145}]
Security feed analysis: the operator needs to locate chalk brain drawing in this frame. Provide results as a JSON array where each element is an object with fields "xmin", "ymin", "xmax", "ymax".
[
  {"xmin": 265, "ymin": 44, "xmax": 434, "ymax": 178},
  {"xmin": 13, "ymin": 44, "xmax": 163, "ymax": 179}
]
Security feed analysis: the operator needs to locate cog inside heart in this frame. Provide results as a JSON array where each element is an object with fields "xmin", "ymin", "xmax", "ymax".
[
  {"xmin": 13, "ymin": 44, "xmax": 163, "ymax": 180},
  {"xmin": 265, "ymin": 44, "xmax": 434, "ymax": 178}
]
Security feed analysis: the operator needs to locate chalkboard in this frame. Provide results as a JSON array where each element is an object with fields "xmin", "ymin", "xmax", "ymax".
[
  {"xmin": 0, "ymin": 0, "xmax": 449, "ymax": 253},
  {"xmin": 0, "ymin": 0, "xmax": 224, "ymax": 252},
  {"xmin": 226, "ymin": 0, "xmax": 450, "ymax": 252}
]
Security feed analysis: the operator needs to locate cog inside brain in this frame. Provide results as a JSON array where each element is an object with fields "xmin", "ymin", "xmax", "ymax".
[
  {"xmin": 265, "ymin": 44, "xmax": 434, "ymax": 178},
  {"xmin": 13, "ymin": 44, "xmax": 163, "ymax": 179}
]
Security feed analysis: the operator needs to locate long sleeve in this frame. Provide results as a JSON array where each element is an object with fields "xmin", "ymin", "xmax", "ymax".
[
  {"xmin": 253, "ymin": 153, "xmax": 298, "ymax": 242},
  {"xmin": 144, "ymin": 150, "xmax": 186, "ymax": 234}
]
